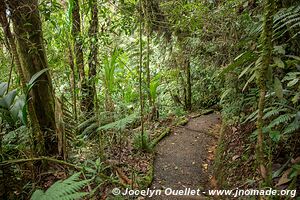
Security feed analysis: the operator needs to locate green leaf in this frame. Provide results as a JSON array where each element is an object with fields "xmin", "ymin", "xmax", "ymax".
[
  {"xmin": 10, "ymin": 95, "xmax": 26, "ymax": 124},
  {"xmin": 0, "ymin": 89, "xmax": 17, "ymax": 109},
  {"xmin": 290, "ymin": 164, "xmax": 300, "ymax": 178},
  {"xmin": 274, "ymin": 77, "xmax": 283, "ymax": 99},
  {"xmin": 286, "ymin": 55, "xmax": 300, "ymax": 61},
  {"xmin": 273, "ymin": 57, "xmax": 285, "ymax": 68},
  {"xmin": 28, "ymin": 68, "xmax": 49, "ymax": 86},
  {"xmin": 0, "ymin": 82, "xmax": 8, "ymax": 96},
  {"xmin": 287, "ymin": 78, "xmax": 299, "ymax": 87},
  {"xmin": 220, "ymin": 51, "xmax": 255, "ymax": 76},
  {"xmin": 242, "ymin": 73, "xmax": 256, "ymax": 91},
  {"xmin": 238, "ymin": 63, "xmax": 253, "ymax": 79},
  {"xmin": 274, "ymin": 46, "xmax": 286, "ymax": 55},
  {"xmin": 269, "ymin": 130, "xmax": 281, "ymax": 143}
]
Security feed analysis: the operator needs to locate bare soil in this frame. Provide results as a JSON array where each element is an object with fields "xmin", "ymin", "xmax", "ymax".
[{"xmin": 148, "ymin": 113, "xmax": 221, "ymax": 200}]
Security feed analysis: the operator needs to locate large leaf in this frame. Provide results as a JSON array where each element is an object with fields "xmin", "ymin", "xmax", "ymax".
[
  {"xmin": 0, "ymin": 82, "xmax": 8, "ymax": 96},
  {"xmin": 287, "ymin": 78, "xmax": 299, "ymax": 87},
  {"xmin": 269, "ymin": 130, "xmax": 281, "ymax": 143},
  {"xmin": 273, "ymin": 57, "xmax": 285, "ymax": 68},
  {"xmin": 27, "ymin": 68, "xmax": 49, "ymax": 88},
  {"xmin": 10, "ymin": 95, "xmax": 26, "ymax": 124},
  {"xmin": 274, "ymin": 77, "xmax": 283, "ymax": 99},
  {"xmin": 0, "ymin": 89, "xmax": 17, "ymax": 109}
]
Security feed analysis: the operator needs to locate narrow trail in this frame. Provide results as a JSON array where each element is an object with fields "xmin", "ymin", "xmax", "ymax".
[{"xmin": 149, "ymin": 113, "xmax": 221, "ymax": 200}]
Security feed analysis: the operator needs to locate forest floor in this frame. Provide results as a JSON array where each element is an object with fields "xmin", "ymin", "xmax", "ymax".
[{"xmin": 148, "ymin": 113, "xmax": 221, "ymax": 200}]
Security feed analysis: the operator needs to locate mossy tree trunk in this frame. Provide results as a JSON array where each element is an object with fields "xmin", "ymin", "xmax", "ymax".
[
  {"xmin": 86, "ymin": 0, "xmax": 98, "ymax": 115},
  {"xmin": 6, "ymin": 0, "xmax": 58, "ymax": 156},
  {"xmin": 71, "ymin": 0, "xmax": 88, "ymax": 113},
  {"xmin": 0, "ymin": 0, "xmax": 45, "ymax": 155},
  {"xmin": 68, "ymin": 44, "xmax": 77, "ymax": 121},
  {"xmin": 256, "ymin": 0, "xmax": 274, "ymax": 186},
  {"xmin": 139, "ymin": 0, "xmax": 145, "ymax": 148}
]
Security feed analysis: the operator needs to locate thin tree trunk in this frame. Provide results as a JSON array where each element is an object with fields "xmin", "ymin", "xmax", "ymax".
[
  {"xmin": 7, "ymin": 0, "xmax": 58, "ymax": 156},
  {"xmin": 71, "ymin": 0, "xmax": 87, "ymax": 113},
  {"xmin": 139, "ymin": 0, "xmax": 145, "ymax": 148},
  {"xmin": 256, "ymin": 0, "xmax": 274, "ymax": 186},
  {"xmin": 68, "ymin": 44, "xmax": 77, "ymax": 121},
  {"xmin": 146, "ymin": 34, "xmax": 152, "ymax": 109},
  {"xmin": 86, "ymin": 0, "xmax": 98, "ymax": 115},
  {"xmin": 185, "ymin": 58, "xmax": 192, "ymax": 111}
]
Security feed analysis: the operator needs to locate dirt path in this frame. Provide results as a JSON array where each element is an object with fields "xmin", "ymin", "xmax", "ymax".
[{"xmin": 148, "ymin": 113, "xmax": 221, "ymax": 200}]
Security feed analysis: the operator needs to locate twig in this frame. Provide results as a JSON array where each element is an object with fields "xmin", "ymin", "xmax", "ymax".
[{"xmin": 0, "ymin": 156, "xmax": 82, "ymax": 170}]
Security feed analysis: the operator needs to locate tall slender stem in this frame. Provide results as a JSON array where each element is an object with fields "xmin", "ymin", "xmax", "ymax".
[{"xmin": 139, "ymin": 0, "xmax": 145, "ymax": 147}]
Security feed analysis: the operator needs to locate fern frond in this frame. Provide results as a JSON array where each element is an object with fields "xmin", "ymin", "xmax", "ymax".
[
  {"xmin": 267, "ymin": 113, "xmax": 295, "ymax": 129},
  {"xmin": 243, "ymin": 109, "xmax": 258, "ymax": 124},
  {"xmin": 263, "ymin": 108, "xmax": 288, "ymax": 119},
  {"xmin": 274, "ymin": 6, "xmax": 300, "ymax": 24},
  {"xmin": 81, "ymin": 122, "xmax": 99, "ymax": 137},
  {"xmin": 273, "ymin": 5, "xmax": 300, "ymax": 38},
  {"xmin": 31, "ymin": 172, "xmax": 89, "ymax": 200},
  {"xmin": 96, "ymin": 113, "xmax": 138, "ymax": 131},
  {"xmin": 77, "ymin": 116, "xmax": 97, "ymax": 132},
  {"xmin": 283, "ymin": 121, "xmax": 300, "ymax": 134}
]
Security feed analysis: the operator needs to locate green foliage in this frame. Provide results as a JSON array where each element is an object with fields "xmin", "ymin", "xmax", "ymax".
[
  {"xmin": 97, "ymin": 113, "xmax": 139, "ymax": 131},
  {"xmin": 133, "ymin": 131, "xmax": 152, "ymax": 152},
  {"xmin": 0, "ymin": 83, "xmax": 26, "ymax": 128},
  {"xmin": 273, "ymin": 5, "xmax": 300, "ymax": 39},
  {"xmin": 78, "ymin": 112, "xmax": 138, "ymax": 138},
  {"xmin": 103, "ymin": 49, "xmax": 123, "ymax": 94},
  {"xmin": 149, "ymin": 74, "xmax": 160, "ymax": 102},
  {"xmin": 31, "ymin": 172, "xmax": 89, "ymax": 200}
]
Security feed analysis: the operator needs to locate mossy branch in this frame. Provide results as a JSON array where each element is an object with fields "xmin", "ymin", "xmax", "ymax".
[{"xmin": 150, "ymin": 127, "xmax": 171, "ymax": 148}]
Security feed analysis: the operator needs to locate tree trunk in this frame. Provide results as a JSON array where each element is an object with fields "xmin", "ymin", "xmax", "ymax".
[
  {"xmin": 0, "ymin": 0, "xmax": 45, "ymax": 155},
  {"xmin": 6, "ymin": 0, "xmax": 58, "ymax": 156},
  {"xmin": 146, "ymin": 34, "xmax": 152, "ymax": 109},
  {"xmin": 68, "ymin": 44, "xmax": 77, "ymax": 121},
  {"xmin": 185, "ymin": 58, "xmax": 192, "ymax": 111},
  {"xmin": 256, "ymin": 0, "xmax": 274, "ymax": 186},
  {"xmin": 139, "ymin": 0, "xmax": 145, "ymax": 148},
  {"xmin": 86, "ymin": 0, "xmax": 98, "ymax": 115},
  {"xmin": 71, "ymin": 0, "xmax": 87, "ymax": 113}
]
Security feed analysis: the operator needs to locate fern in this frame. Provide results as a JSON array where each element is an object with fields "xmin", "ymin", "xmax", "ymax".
[
  {"xmin": 248, "ymin": 5, "xmax": 300, "ymax": 39},
  {"xmin": 133, "ymin": 131, "xmax": 152, "ymax": 152},
  {"xmin": 81, "ymin": 123, "xmax": 99, "ymax": 136},
  {"xmin": 31, "ymin": 172, "xmax": 89, "ymax": 200},
  {"xmin": 96, "ymin": 113, "xmax": 138, "ymax": 131},
  {"xmin": 263, "ymin": 107, "xmax": 288, "ymax": 120},
  {"xmin": 267, "ymin": 113, "xmax": 295, "ymax": 129},
  {"xmin": 284, "ymin": 121, "xmax": 300, "ymax": 134},
  {"xmin": 77, "ymin": 115, "xmax": 97, "ymax": 132},
  {"xmin": 243, "ymin": 109, "xmax": 259, "ymax": 123},
  {"xmin": 273, "ymin": 5, "xmax": 300, "ymax": 39}
]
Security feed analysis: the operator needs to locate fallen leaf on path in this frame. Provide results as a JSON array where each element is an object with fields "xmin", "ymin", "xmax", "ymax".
[
  {"xmin": 275, "ymin": 168, "xmax": 292, "ymax": 187},
  {"xmin": 232, "ymin": 155, "xmax": 240, "ymax": 161},
  {"xmin": 210, "ymin": 176, "xmax": 218, "ymax": 188}
]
